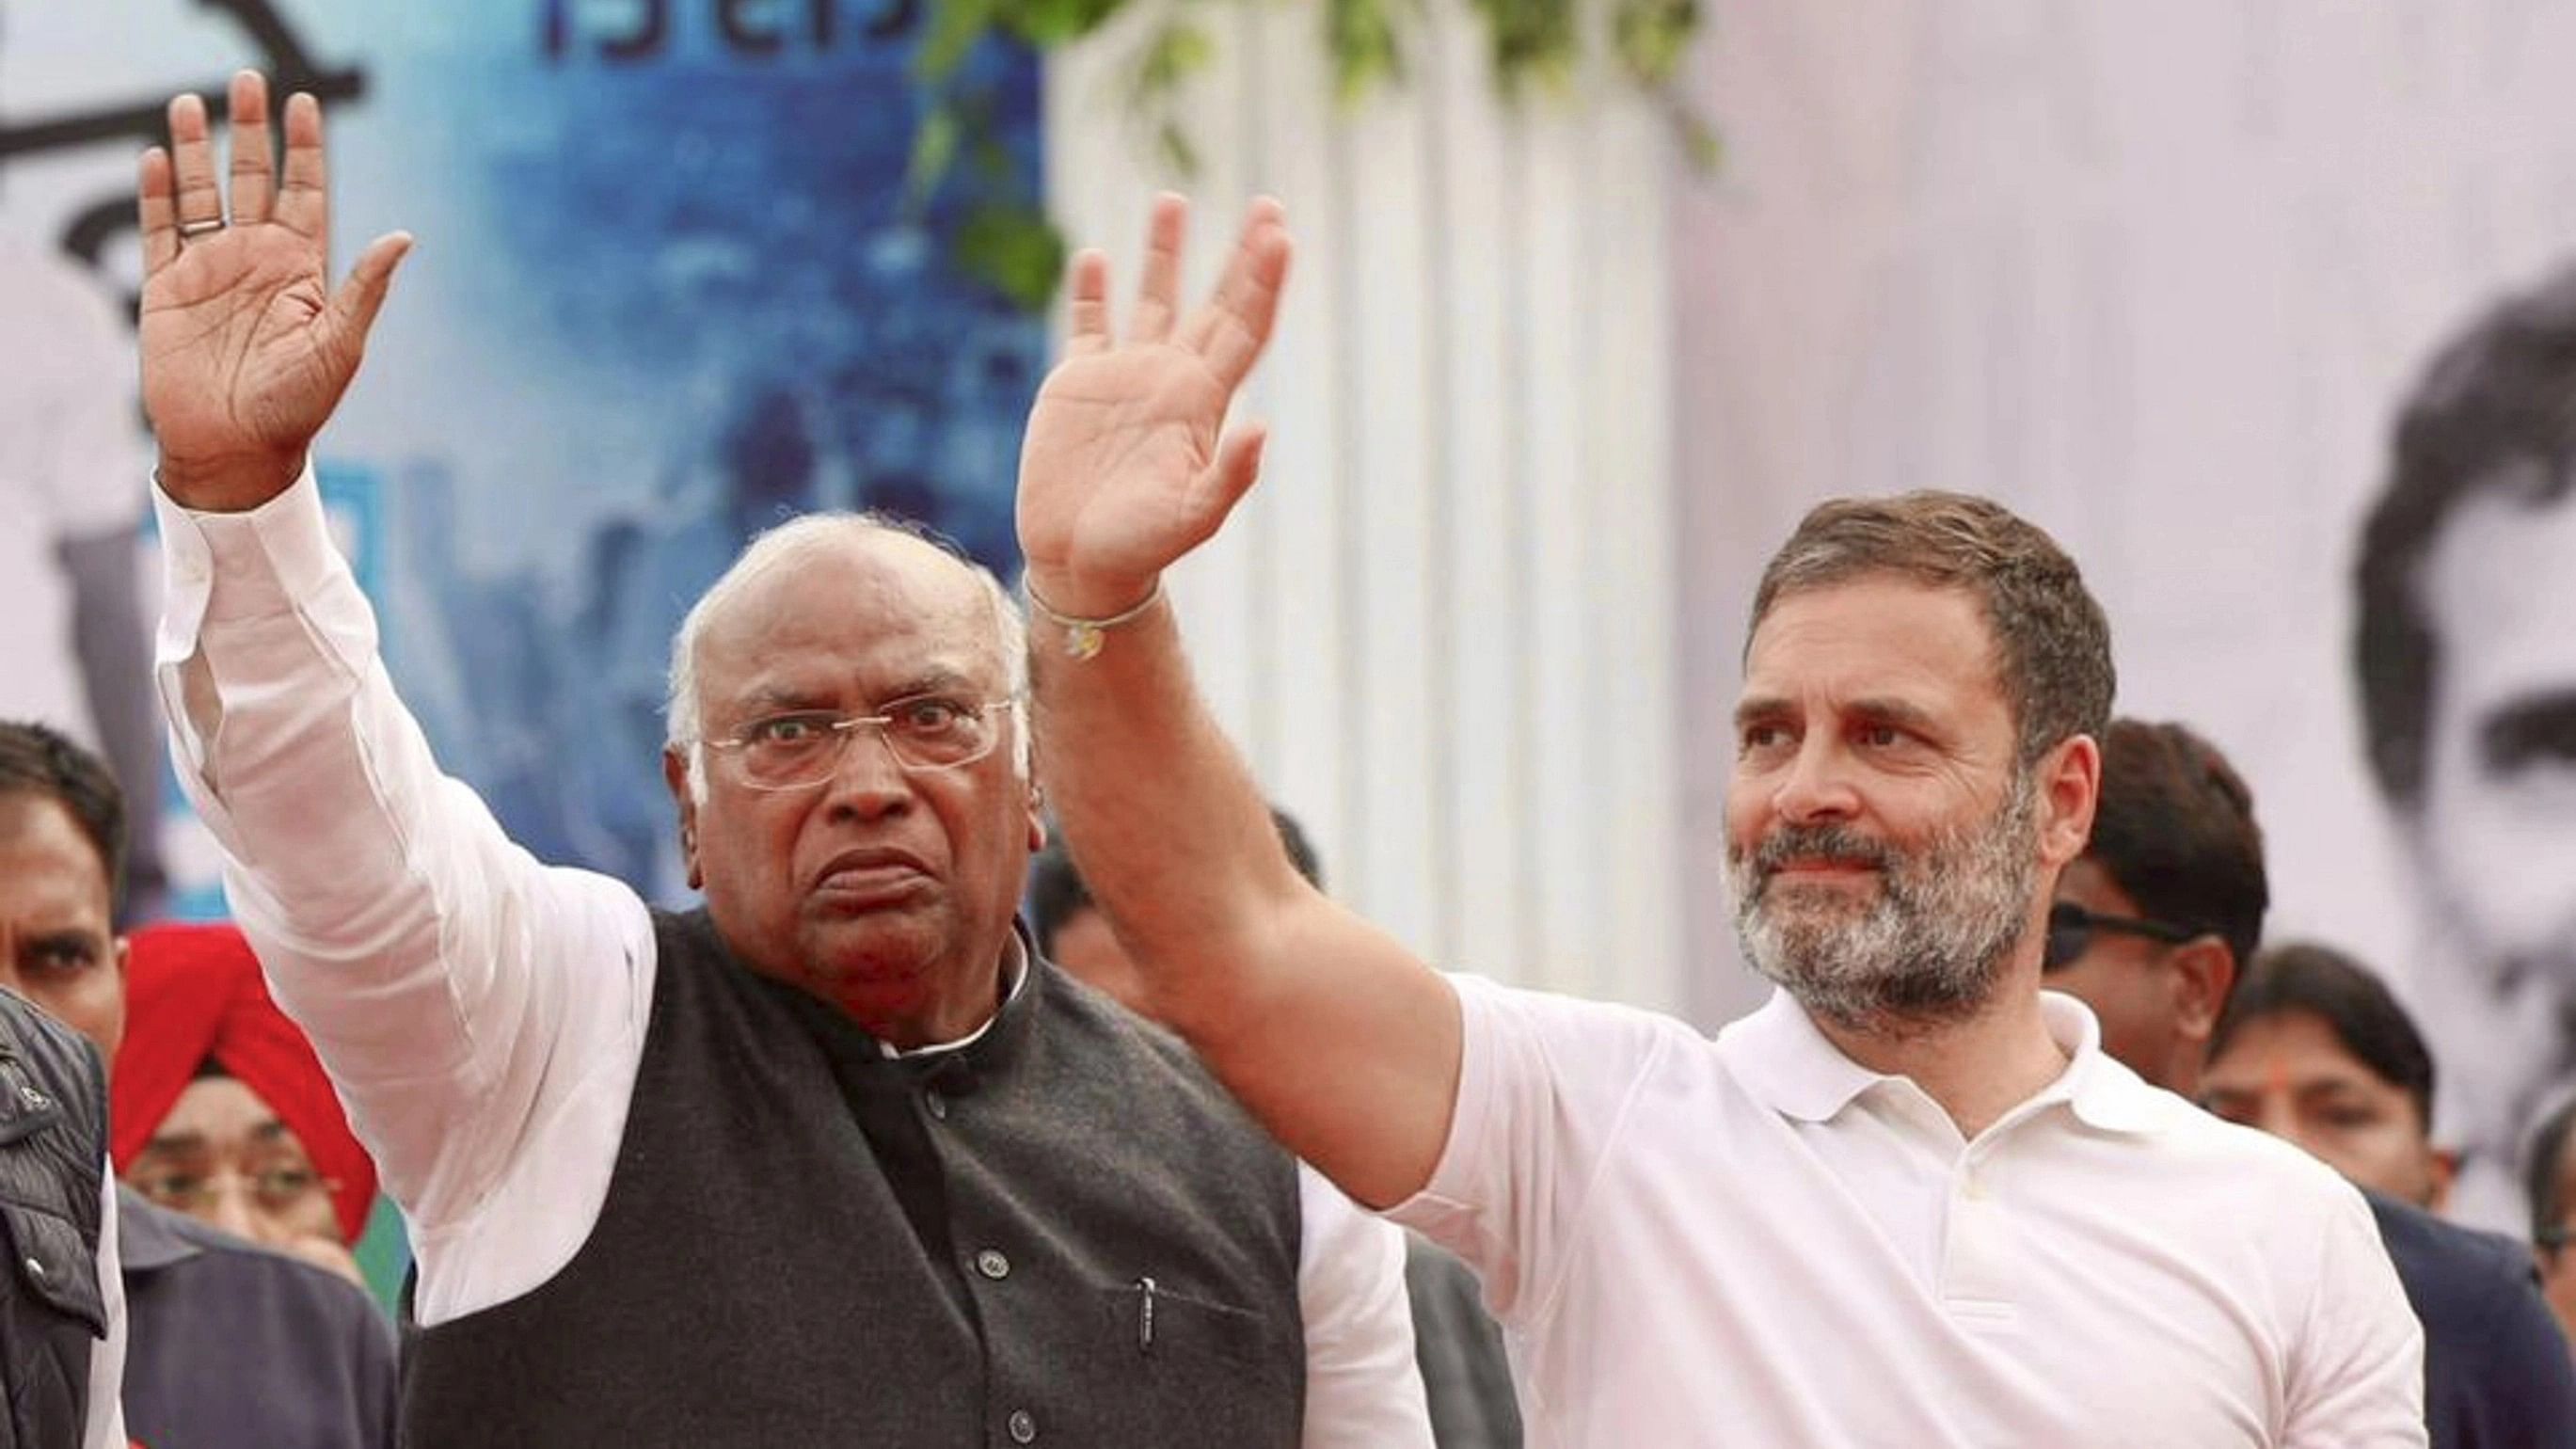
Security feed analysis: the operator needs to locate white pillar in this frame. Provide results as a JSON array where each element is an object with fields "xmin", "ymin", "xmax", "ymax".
[{"xmin": 1045, "ymin": 8, "xmax": 1688, "ymax": 1010}]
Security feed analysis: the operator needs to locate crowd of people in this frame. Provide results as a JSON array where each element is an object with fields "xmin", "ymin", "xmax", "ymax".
[{"xmin": 7, "ymin": 66, "xmax": 2576, "ymax": 1445}]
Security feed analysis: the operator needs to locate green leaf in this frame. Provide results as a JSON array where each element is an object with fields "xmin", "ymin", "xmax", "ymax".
[
  {"xmin": 1153, "ymin": 118, "xmax": 1201, "ymax": 177},
  {"xmin": 1001, "ymin": 0, "xmax": 1126, "ymax": 47},
  {"xmin": 1674, "ymin": 104, "xmax": 1722, "ymax": 171},
  {"xmin": 904, "ymin": 104, "xmax": 964, "ymax": 211},
  {"xmin": 1327, "ymin": 0, "xmax": 1407, "ymax": 104},
  {"xmin": 1133, "ymin": 18, "xmax": 1215, "ymax": 97},
  {"xmin": 954, "ymin": 203, "xmax": 1072, "ymax": 311},
  {"xmin": 914, "ymin": 0, "xmax": 995, "ymax": 84},
  {"xmin": 1612, "ymin": 0, "xmax": 1695, "ymax": 87}
]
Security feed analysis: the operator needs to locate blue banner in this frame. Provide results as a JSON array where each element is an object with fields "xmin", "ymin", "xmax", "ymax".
[{"xmin": 0, "ymin": 0, "xmax": 1044, "ymax": 911}]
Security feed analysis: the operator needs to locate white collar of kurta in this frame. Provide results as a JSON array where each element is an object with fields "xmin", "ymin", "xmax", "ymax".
[
  {"xmin": 878, "ymin": 932, "xmax": 1030, "ymax": 1060},
  {"xmin": 1726, "ymin": 982, "xmax": 2170, "ymax": 1136}
]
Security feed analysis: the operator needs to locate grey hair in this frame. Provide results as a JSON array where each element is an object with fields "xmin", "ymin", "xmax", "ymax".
[{"xmin": 665, "ymin": 512, "xmax": 1030, "ymax": 803}]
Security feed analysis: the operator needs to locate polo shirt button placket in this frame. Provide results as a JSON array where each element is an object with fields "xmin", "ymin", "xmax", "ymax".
[{"xmin": 1007, "ymin": 1408, "xmax": 1038, "ymax": 1443}]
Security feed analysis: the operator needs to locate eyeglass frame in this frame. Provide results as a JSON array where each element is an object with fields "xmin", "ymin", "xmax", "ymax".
[
  {"xmin": 127, "ymin": 1162, "xmax": 342, "ymax": 1218},
  {"xmin": 2042, "ymin": 900, "xmax": 2205, "ymax": 973},
  {"xmin": 696, "ymin": 693, "xmax": 1023, "ymax": 789}
]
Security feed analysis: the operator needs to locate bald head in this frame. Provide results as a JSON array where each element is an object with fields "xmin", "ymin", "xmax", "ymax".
[{"xmin": 667, "ymin": 514, "xmax": 1028, "ymax": 784}]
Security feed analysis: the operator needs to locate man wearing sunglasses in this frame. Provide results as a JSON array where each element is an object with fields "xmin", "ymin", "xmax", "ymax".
[
  {"xmin": 135, "ymin": 74, "xmax": 1430, "ymax": 1446},
  {"xmin": 2047, "ymin": 719, "xmax": 2576, "ymax": 1447},
  {"xmin": 2041, "ymin": 718, "xmax": 2267, "ymax": 1100}
]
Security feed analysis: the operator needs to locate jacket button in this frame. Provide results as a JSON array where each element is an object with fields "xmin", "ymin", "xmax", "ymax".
[
  {"xmin": 1008, "ymin": 1409, "xmax": 1037, "ymax": 1443},
  {"xmin": 975, "ymin": 1249, "xmax": 1010, "ymax": 1281}
]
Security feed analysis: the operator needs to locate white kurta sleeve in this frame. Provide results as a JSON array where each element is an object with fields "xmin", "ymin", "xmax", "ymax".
[
  {"xmin": 152, "ymin": 468, "xmax": 655, "ymax": 1321},
  {"xmin": 80, "ymin": 1163, "xmax": 121, "ymax": 1449},
  {"xmin": 1295, "ymin": 1164, "xmax": 1433, "ymax": 1446}
]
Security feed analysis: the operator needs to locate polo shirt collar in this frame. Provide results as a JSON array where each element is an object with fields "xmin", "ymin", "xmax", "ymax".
[
  {"xmin": 1728, "ymin": 989, "xmax": 1886, "ymax": 1123},
  {"xmin": 1727, "ymin": 985, "xmax": 2169, "ymax": 1135},
  {"xmin": 2043, "ymin": 991, "xmax": 2169, "ymax": 1134}
]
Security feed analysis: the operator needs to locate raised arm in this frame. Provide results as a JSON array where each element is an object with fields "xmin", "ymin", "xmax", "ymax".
[
  {"xmin": 136, "ymin": 76, "xmax": 652, "ymax": 1267},
  {"xmin": 1015, "ymin": 198, "xmax": 1460, "ymax": 1208}
]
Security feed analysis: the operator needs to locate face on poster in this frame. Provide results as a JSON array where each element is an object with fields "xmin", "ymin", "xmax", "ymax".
[{"xmin": 0, "ymin": 0, "xmax": 1044, "ymax": 907}]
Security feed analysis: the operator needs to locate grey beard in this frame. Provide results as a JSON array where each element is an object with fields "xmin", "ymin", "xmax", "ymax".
[{"xmin": 1727, "ymin": 773, "xmax": 2041, "ymax": 1033}]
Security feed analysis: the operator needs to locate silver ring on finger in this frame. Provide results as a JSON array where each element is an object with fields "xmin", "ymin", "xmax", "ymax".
[{"xmin": 175, "ymin": 216, "xmax": 228, "ymax": 240}]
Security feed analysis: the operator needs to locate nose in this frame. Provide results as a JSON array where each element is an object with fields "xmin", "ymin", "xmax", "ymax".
[
  {"xmin": 1771, "ymin": 737, "xmax": 1860, "ymax": 825},
  {"xmin": 820, "ymin": 723, "xmax": 916, "ymax": 820},
  {"xmin": 2252, "ymin": 1093, "xmax": 2302, "ymax": 1146},
  {"xmin": 203, "ymin": 1179, "xmax": 266, "ymax": 1242}
]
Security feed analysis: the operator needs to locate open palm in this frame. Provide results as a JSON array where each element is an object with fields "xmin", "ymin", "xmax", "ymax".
[
  {"xmin": 139, "ymin": 72, "xmax": 409, "ymax": 512},
  {"xmin": 1016, "ymin": 197, "xmax": 1290, "ymax": 615}
]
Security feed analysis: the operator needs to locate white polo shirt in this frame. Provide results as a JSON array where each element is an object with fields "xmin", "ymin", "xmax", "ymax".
[{"xmin": 1391, "ymin": 979, "xmax": 2425, "ymax": 1448}]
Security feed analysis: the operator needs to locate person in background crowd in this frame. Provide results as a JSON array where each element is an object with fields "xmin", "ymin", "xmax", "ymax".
[
  {"xmin": 2522, "ymin": 1101, "xmax": 2576, "ymax": 1355},
  {"xmin": 2354, "ymin": 259, "xmax": 2576, "ymax": 1229},
  {"xmin": 1014, "ymin": 192, "xmax": 2423, "ymax": 1444},
  {"xmin": 2043, "ymin": 718, "xmax": 2575, "ymax": 1446},
  {"xmin": 2204, "ymin": 945, "xmax": 2457, "ymax": 1211},
  {"xmin": 115, "ymin": 923, "xmax": 379, "ymax": 1286},
  {"xmin": 2202, "ymin": 944, "xmax": 2576, "ymax": 1441},
  {"xmin": 1033, "ymin": 816, "xmax": 1524, "ymax": 1449},
  {"xmin": 139, "ymin": 73, "xmax": 1429, "ymax": 1446},
  {"xmin": 0, "ymin": 723, "xmax": 393, "ymax": 1449},
  {"xmin": 2041, "ymin": 718, "xmax": 2264, "ymax": 1100},
  {"xmin": 23, "ymin": 721, "xmax": 428, "ymax": 1447}
]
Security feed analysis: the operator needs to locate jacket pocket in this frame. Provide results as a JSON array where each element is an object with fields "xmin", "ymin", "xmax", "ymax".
[{"xmin": 0, "ymin": 1199, "xmax": 103, "ymax": 1337}]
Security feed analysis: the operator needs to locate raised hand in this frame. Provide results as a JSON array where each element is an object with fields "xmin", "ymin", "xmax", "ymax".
[
  {"xmin": 1015, "ymin": 196, "xmax": 1292, "ymax": 616},
  {"xmin": 139, "ymin": 71, "xmax": 412, "ymax": 513}
]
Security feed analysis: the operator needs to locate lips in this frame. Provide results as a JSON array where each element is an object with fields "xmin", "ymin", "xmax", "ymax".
[
  {"xmin": 1762, "ymin": 859, "xmax": 1880, "ymax": 895},
  {"xmin": 810, "ymin": 845, "xmax": 934, "ymax": 903}
]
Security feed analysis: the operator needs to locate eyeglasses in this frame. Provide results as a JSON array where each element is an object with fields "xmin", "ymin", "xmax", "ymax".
[
  {"xmin": 2539, "ymin": 1223, "xmax": 2575, "ymax": 1259},
  {"xmin": 2043, "ymin": 900, "xmax": 2202, "ymax": 972},
  {"xmin": 129, "ymin": 1164, "xmax": 337, "ymax": 1218},
  {"xmin": 702, "ymin": 695, "xmax": 1018, "ymax": 789}
]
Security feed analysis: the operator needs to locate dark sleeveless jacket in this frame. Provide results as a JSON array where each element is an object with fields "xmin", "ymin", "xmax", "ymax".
[
  {"xmin": 399, "ymin": 910, "xmax": 1306, "ymax": 1447},
  {"xmin": 0, "ymin": 988, "xmax": 110, "ymax": 1449}
]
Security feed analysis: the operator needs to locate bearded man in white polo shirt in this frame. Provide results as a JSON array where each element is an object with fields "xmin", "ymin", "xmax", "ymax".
[{"xmin": 1013, "ymin": 195, "xmax": 2428, "ymax": 1447}]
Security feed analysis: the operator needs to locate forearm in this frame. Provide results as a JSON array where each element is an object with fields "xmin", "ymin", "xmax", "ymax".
[
  {"xmin": 152, "ymin": 468, "xmax": 639, "ymax": 1223},
  {"xmin": 1029, "ymin": 587, "xmax": 1460, "ymax": 1205},
  {"xmin": 1031, "ymin": 594, "xmax": 1306, "ymax": 1028},
  {"xmin": 158, "ymin": 467, "xmax": 461, "ymax": 986}
]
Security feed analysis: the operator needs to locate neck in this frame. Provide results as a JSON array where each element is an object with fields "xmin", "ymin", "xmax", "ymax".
[
  {"xmin": 1813, "ymin": 981, "xmax": 2065, "ymax": 1138},
  {"xmin": 824, "ymin": 937, "xmax": 1019, "ymax": 1051}
]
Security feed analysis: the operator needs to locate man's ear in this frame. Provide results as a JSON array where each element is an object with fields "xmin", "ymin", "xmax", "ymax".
[
  {"xmin": 101, "ymin": 935, "xmax": 130, "ymax": 1064},
  {"xmin": 1026, "ymin": 776, "xmax": 1048, "ymax": 853},
  {"xmin": 662, "ymin": 748, "xmax": 705, "ymax": 891},
  {"xmin": 2170, "ymin": 938, "xmax": 2238, "ymax": 1046},
  {"xmin": 2426, "ymin": 1145, "xmax": 2459, "ymax": 1216},
  {"xmin": 2036, "ymin": 733, "xmax": 2102, "ymax": 868}
]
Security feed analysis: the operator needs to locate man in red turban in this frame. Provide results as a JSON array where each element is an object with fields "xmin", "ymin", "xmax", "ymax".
[{"xmin": 113, "ymin": 923, "xmax": 377, "ymax": 1274}]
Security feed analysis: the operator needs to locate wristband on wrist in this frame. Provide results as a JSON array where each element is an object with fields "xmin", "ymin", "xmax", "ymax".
[{"xmin": 1024, "ymin": 578, "xmax": 1166, "ymax": 661}]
